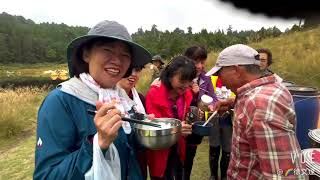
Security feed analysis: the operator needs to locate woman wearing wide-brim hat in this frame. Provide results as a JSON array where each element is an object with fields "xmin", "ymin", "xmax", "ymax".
[{"xmin": 34, "ymin": 20, "xmax": 152, "ymax": 180}]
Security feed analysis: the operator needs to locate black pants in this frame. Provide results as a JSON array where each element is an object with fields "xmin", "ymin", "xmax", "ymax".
[
  {"xmin": 209, "ymin": 146, "xmax": 230, "ymax": 180},
  {"xmin": 183, "ymin": 145, "xmax": 198, "ymax": 180},
  {"xmin": 151, "ymin": 145, "xmax": 183, "ymax": 180},
  {"xmin": 182, "ymin": 133, "xmax": 204, "ymax": 180}
]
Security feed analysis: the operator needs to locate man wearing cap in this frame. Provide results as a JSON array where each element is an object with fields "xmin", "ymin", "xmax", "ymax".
[
  {"xmin": 150, "ymin": 55, "xmax": 165, "ymax": 81},
  {"xmin": 206, "ymin": 44, "xmax": 306, "ymax": 179}
]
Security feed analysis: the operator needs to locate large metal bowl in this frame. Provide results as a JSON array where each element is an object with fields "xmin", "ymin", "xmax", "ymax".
[{"xmin": 134, "ymin": 118, "xmax": 181, "ymax": 150}]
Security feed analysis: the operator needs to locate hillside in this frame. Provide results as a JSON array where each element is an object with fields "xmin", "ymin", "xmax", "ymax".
[
  {"xmin": 203, "ymin": 26, "xmax": 320, "ymax": 90},
  {"xmin": 0, "ymin": 12, "xmax": 287, "ymax": 64}
]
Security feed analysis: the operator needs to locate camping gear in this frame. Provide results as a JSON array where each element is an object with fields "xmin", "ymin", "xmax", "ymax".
[
  {"xmin": 308, "ymin": 129, "xmax": 320, "ymax": 148},
  {"xmin": 192, "ymin": 121, "xmax": 213, "ymax": 136},
  {"xmin": 134, "ymin": 118, "xmax": 181, "ymax": 150},
  {"xmin": 287, "ymin": 86, "xmax": 320, "ymax": 149}
]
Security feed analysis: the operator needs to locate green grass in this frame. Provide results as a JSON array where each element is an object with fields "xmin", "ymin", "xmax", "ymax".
[
  {"xmin": 135, "ymin": 64, "xmax": 156, "ymax": 95},
  {"xmin": 0, "ymin": 62, "xmax": 68, "ymax": 77},
  {"xmin": 205, "ymin": 28, "xmax": 320, "ymax": 90},
  {"xmin": 0, "ymin": 135, "xmax": 211, "ymax": 180},
  {"xmin": 0, "ymin": 63, "xmax": 68, "ymax": 88},
  {"xmin": 0, "ymin": 136, "xmax": 35, "ymax": 180},
  {"xmin": 250, "ymin": 28, "xmax": 320, "ymax": 89},
  {"xmin": 190, "ymin": 138, "xmax": 211, "ymax": 179}
]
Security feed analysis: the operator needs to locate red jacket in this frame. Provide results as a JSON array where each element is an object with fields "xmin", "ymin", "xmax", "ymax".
[{"xmin": 145, "ymin": 82, "xmax": 193, "ymax": 178}]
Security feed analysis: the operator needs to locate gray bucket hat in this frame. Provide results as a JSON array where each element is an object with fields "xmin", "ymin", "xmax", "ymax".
[{"xmin": 67, "ymin": 20, "xmax": 152, "ymax": 77}]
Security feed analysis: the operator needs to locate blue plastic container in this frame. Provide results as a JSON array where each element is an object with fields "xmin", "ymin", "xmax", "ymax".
[
  {"xmin": 287, "ymin": 86, "xmax": 320, "ymax": 149},
  {"xmin": 192, "ymin": 121, "xmax": 213, "ymax": 136}
]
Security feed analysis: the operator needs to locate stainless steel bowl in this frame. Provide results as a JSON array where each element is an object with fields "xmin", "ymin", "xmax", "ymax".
[{"xmin": 134, "ymin": 118, "xmax": 181, "ymax": 150}]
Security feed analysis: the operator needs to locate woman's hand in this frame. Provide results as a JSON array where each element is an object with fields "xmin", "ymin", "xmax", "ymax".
[
  {"xmin": 191, "ymin": 83, "xmax": 200, "ymax": 94},
  {"xmin": 208, "ymin": 104, "xmax": 214, "ymax": 112},
  {"xmin": 95, "ymin": 101, "xmax": 123, "ymax": 150},
  {"xmin": 181, "ymin": 121, "xmax": 192, "ymax": 136},
  {"xmin": 198, "ymin": 109, "xmax": 204, "ymax": 120},
  {"xmin": 146, "ymin": 114, "xmax": 155, "ymax": 120}
]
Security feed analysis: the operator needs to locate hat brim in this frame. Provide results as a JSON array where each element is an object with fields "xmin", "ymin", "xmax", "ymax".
[
  {"xmin": 152, "ymin": 59, "xmax": 165, "ymax": 65},
  {"xmin": 67, "ymin": 35, "xmax": 151, "ymax": 77},
  {"xmin": 205, "ymin": 66, "xmax": 221, "ymax": 76}
]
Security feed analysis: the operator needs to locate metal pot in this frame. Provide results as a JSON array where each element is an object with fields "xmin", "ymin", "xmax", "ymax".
[{"xmin": 134, "ymin": 118, "xmax": 181, "ymax": 150}]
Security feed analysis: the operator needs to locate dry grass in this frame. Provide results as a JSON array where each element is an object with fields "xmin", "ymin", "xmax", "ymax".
[
  {"xmin": 136, "ymin": 64, "xmax": 155, "ymax": 95},
  {"xmin": 204, "ymin": 28, "xmax": 320, "ymax": 90},
  {"xmin": 250, "ymin": 28, "xmax": 320, "ymax": 89},
  {"xmin": 0, "ymin": 86, "xmax": 48, "ymax": 153}
]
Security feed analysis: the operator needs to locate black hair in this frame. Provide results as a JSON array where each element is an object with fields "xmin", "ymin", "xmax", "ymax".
[
  {"xmin": 184, "ymin": 45, "xmax": 207, "ymax": 61},
  {"xmin": 160, "ymin": 56, "xmax": 197, "ymax": 90},
  {"xmin": 133, "ymin": 65, "xmax": 145, "ymax": 72},
  {"xmin": 256, "ymin": 48, "xmax": 273, "ymax": 66},
  {"xmin": 71, "ymin": 38, "xmax": 133, "ymax": 78}
]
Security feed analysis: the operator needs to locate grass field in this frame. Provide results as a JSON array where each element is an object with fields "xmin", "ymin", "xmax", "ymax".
[
  {"xmin": 0, "ymin": 136, "xmax": 211, "ymax": 180},
  {"xmin": 0, "ymin": 27, "xmax": 319, "ymax": 179},
  {"xmin": 0, "ymin": 134, "xmax": 211, "ymax": 180},
  {"xmin": 0, "ymin": 86, "xmax": 211, "ymax": 180},
  {"xmin": 0, "ymin": 87, "xmax": 48, "ymax": 154},
  {"xmin": 0, "ymin": 63, "xmax": 67, "ymax": 77}
]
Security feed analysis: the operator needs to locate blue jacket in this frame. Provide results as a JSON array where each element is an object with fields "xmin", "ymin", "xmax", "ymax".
[{"xmin": 34, "ymin": 87, "xmax": 142, "ymax": 180}]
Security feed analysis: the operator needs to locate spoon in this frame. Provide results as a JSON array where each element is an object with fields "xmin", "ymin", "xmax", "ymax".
[
  {"xmin": 202, "ymin": 110, "xmax": 218, "ymax": 127},
  {"xmin": 87, "ymin": 109, "xmax": 161, "ymax": 128}
]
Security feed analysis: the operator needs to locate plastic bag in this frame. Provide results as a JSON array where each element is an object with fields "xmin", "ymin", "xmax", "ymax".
[{"xmin": 85, "ymin": 133, "xmax": 121, "ymax": 180}]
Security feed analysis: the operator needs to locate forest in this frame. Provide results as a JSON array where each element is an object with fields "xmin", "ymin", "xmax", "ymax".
[{"xmin": 0, "ymin": 12, "xmax": 304, "ymax": 64}]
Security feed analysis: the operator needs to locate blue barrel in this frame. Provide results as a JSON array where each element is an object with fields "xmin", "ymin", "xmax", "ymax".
[{"xmin": 287, "ymin": 86, "xmax": 320, "ymax": 149}]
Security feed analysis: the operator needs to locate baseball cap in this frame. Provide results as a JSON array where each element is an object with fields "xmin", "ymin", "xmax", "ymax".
[{"xmin": 206, "ymin": 44, "xmax": 260, "ymax": 76}]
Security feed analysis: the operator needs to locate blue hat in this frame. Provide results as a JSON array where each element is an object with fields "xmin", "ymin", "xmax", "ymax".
[{"xmin": 67, "ymin": 20, "xmax": 152, "ymax": 77}]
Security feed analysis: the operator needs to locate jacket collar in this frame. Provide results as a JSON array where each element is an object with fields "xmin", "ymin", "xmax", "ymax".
[
  {"xmin": 237, "ymin": 74, "xmax": 277, "ymax": 97},
  {"xmin": 57, "ymin": 77, "xmax": 135, "ymax": 107}
]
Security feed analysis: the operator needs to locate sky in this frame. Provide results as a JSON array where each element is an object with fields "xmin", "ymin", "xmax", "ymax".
[{"xmin": 0, "ymin": 0, "xmax": 299, "ymax": 34}]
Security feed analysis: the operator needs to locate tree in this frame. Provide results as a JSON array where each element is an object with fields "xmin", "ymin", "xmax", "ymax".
[
  {"xmin": 227, "ymin": 25, "xmax": 233, "ymax": 35},
  {"xmin": 304, "ymin": 15, "xmax": 320, "ymax": 28},
  {"xmin": 0, "ymin": 12, "xmax": 286, "ymax": 64},
  {"xmin": 187, "ymin": 27, "xmax": 192, "ymax": 34}
]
